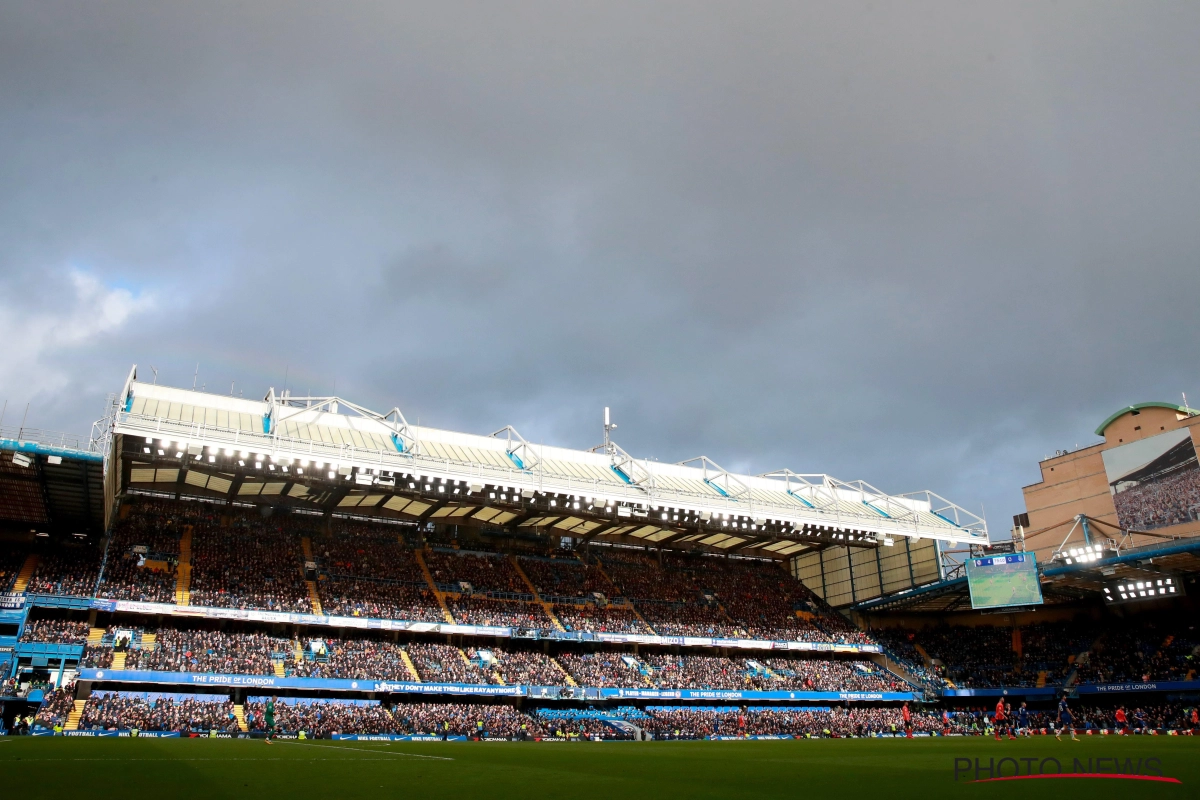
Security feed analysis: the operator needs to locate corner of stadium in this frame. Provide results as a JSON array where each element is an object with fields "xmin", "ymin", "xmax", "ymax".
[{"xmin": 3, "ymin": 370, "xmax": 1199, "ymax": 795}]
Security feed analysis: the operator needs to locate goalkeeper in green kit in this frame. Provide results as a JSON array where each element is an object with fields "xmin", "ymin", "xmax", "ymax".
[{"xmin": 264, "ymin": 696, "xmax": 277, "ymax": 744}]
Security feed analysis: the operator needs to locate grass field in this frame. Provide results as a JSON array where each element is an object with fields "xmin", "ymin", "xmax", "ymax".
[{"xmin": 2, "ymin": 736, "xmax": 1197, "ymax": 798}]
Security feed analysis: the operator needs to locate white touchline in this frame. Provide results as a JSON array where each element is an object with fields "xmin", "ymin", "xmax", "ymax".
[{"xmin": 279, "ymin": 740, "xmax": 453, "ymax": 761}]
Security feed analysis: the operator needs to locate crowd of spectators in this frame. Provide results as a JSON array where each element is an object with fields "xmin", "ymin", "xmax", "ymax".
[
  {"xmin": 760, "ymin": 658, "xmax": 904, "ymax": 692},
  {"xmin": 699, "ymin": 560, "xmax": 829, "ymax": 642},
  {"xmin": 1112, "ymin": 464, "xmax": 1200, "ymax": 531},
  {"xmin": 554, "ymin": 604, "xmax": 649, "ymax": 634},
  {"xmin": 386, "ymin": 702, "xmax": 540, "ymax": 737},
  {"xmin": 906, "ymin": 625, "xmax": 1023, "ymax": 687},
  {"xmin": 407, "ymin": 643, "xmax": 496, "ymax": 684},
  {"xmin": 0, "ymin": 548, "xmax": 26, "ymax": 592},
  {"xmin": 599, "ymin": 552, "xmax": 696, "ymax": 603},
  {"xmin": 643, "ymin": 706, "xmax": 947, "ymax": 738},
  {"xmin": 488, "ymin": 649, "xmax": 565, "ymax": 686},
  {"xmin": 448, "ymin": 597, "xmax": 552, "ymax": 628},
  {"xmin": 556, "ymin": 652, "xmax": 648, "ymax": 689},
  {"xmin": 24, "ymin": 547, "xmax": 102, "ymax": 597},
  {"xmin": 1074, "ymin": 618, "xmax": 1198, "ymax": 684},
  {"xmin": 517, "ymin": 556, "xmax": 613, "ymax": 600},
  {"xmin": 319, "ymin": 578, "xmax": 443, "ymax": 622},
  {"xmin": 870, "ymin": 628, "xmax": 948, "ymax": 689},
  {"xmin": 636, "ymin": 600, "xmax": 740, "ymax": 638},
  {"xmin": 541, "ymin": 718, "xmax": 633, "ymax": 740},
  {"xmin": 20, "ymin": 618, "xmax": 89, "ymax": 644},
  {"xmin": 189, "ymin": 514, "xmax": 311, "ymax": 612},
  {"xmin": 93, "ymin": 499, "xmax": 191, "ymax": 602},
  {"xmin": 109, "ymin": 627, "xmax": 287, "ymax": 675},
  {"xmin": 78, "ymin": 692, "xmax": 241, "ymax": 732},
  {"xmin": 317, "ymin": 525, "xmax": 424, "ymax": 582},
  {"xmin": 426, "ymin": 550, "xmax": 528, "ymax": 594},
  {"xmin": 643, "ymin": 654, "xmax": 755, "ymax": 690},
  {"xmin": 872, "ymin": 620, "xmax": 1107, "ymax": 689},
  {"xmin": 245, "ymin": 699, "xmax": 402, "ymax": 736},
  {"xmin": 291, "ymin": 636, "xmax": 412, "ymax": 681},
  {"xmin": 32, "ymin": 685, "xmax": 75, "ymax": 729}
]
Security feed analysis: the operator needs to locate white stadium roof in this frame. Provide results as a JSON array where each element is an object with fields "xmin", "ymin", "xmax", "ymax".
[{"xmin": 108, "ymin": 366, "xmax": 987, "ymax": 555}]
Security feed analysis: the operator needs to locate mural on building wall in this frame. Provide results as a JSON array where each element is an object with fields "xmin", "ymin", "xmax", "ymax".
[{"xmin": 1102, "ymin": 428, "xmax": 1200, "ymax": 531}]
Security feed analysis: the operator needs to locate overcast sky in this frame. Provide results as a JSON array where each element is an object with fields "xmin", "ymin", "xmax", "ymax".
[{"xmin": 2, "ymin": 2, "xmax": 1199, "ymax": 538}]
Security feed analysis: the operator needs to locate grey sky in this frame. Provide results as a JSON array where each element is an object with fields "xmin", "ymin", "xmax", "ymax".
[{"xmin": 2, "ymin": 2, "xmax": 1199, "ymax": 537}]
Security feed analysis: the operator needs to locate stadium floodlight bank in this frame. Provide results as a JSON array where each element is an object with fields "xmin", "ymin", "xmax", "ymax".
[{"xmin": 104, "ymin": 366, "xmax": 987, "ymax": 553}]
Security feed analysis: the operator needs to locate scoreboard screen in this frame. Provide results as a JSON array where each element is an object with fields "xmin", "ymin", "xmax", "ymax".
[{"xmin": 965, "ymin": 553, "xmax": 1044, "ymax": 610}]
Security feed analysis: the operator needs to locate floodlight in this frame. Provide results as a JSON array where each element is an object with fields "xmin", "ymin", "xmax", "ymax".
[{"xmin": 12, "ymin": 452, "xmax": 32, "ymax": 468}]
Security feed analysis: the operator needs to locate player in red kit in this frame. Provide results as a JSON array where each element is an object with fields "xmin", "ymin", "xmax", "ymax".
[
  {"xmin": 902, "ymin": 702, "xmax": 913, "ymax": 739},
  {"xmin": 993, "ymin": 698, "xmax": 1012, "ymax": 740}
]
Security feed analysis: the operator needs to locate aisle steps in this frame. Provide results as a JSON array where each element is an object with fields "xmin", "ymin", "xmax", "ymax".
[
  {"xmin": 414, "ymin": 549, "xmax": 456, "ymax": 623},
  {"xmin": 550, "ymin": 657, "xmax": 578, "ymax": 687},
  {"xmin": 399, "ymin": 649, "xmax": 421, "ymax": 681},
  {"xmin": 65, "ymin": 699, "xmax": 86, "ymax": 731},
  {"xmin": 305, "ymin": 581, "xmax": 322, "ymax": 615},
  {"xmin": 511, "ymin": 557, "xmax": 565, "ymax": 632},
  {"xmin": 233, "ymin": 704, "xmax": 248, "ymax": 732},
  {"xmin": 12, "ymin": 554, "xmax": 38, "ymax": 593},
  {"xmin": 174, "ymin": 525, "xmax": 193, "ymax": 606}
]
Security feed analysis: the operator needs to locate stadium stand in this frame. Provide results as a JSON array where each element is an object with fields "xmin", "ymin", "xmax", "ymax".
[
  {"xmin": 13, "ymin": 381, "xmax": 1200, "ymax": 743},
  {"xmin": 77, "ymin": 692, "xmax": 240, "ymax": 733}
]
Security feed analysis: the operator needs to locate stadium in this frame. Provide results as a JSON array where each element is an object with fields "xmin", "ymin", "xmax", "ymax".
[{"xmin": 3, "ymin": 369, "xmax": 1199, "ymax": 795}]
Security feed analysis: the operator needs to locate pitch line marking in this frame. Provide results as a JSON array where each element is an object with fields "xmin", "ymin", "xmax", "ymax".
[{"xmin": 278, "ymin": 740, "xmax": 454, "ymax": 760}]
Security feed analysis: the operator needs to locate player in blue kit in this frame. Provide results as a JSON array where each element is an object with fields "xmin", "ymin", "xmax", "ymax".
[
  {"xmin": 1016, "ymin": 702, "xmax": 1030, "ymax": 737},
  {"xmin": 1055, "ymin": 693, "xmax": 1078, "ymax": 741}
]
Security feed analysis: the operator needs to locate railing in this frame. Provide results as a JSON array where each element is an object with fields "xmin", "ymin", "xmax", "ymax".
[{"xmin": 0, "ymin": 425, "xmax": 94, "ymax": 453}]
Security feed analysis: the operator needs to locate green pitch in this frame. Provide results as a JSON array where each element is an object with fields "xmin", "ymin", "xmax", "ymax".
[
  {"xmin": 967, "ymin": 562, "xmax": 1043, "ymax": 609},
  {"xmin": 2, "ymin": 736, "xmax": 1197, "ymax": 799}
]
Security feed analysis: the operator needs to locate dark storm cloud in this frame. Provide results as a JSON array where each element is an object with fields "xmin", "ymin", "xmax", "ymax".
[{"xmin": 2, "ymin": 1, "xmax": 1199, "ymax": 535}]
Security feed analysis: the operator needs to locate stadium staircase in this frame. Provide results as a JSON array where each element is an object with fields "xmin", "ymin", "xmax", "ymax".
[
  {"xmin": 550, "ymin": 657, "xmax": 578, "ymax": 687},
  {"xmin": 1036, "ymin": 671, "xmax": 1048, "ymax": 688},
  {"xmin": 12, "ymin": 554, "xmax": 38, "ymax": 593},
  {"xmin": 293, "ymin": 640, "xmax": 304, "ymax": 664},
  {"xmin": 300, "ymin": 537, "xmax": 323, "ymax": 614},
  {"xmin": 174, "ymin": 525, "xmax": 192, "ymax": 606},
  {"xmin": 1063, "ymin": 641, "xmax": 1100, "ymax": 689},
  {"xmin": 414, "ymin": 549, "xmax": 457, "ymax": 623},
  {"xmin": 232, "ymin": 704, "xmax": 248, "ymax": 732},
  {"xmin": 87, "ymin": 627, "xmax": 105, "ymax": 647},
  {"xmin": 305, "ymin": 581, "xmax": 322, "ymax": 614},
  {"xmin": 510, "ymin": 557, "xmax": 565, "ymax": 632},
  {"xmin": 111, "ymin": 652, "xmax": 127, "ymax": 670},
  {"xmin": 587, "ymin": 557, "xmax": 658, "ymax": 634},
  {"xmin": 64, "ymin": 699, "xmax": 86, "ymax": 731},
  {"xmin": 399, "ymin": 649, "xmax": 421, "ymax": 681},
  {"xmin": 272, "ymin": 661, "xmax": 286, "ymax": 678},
  {"xmin": 142, "ymin": 633, "xmax": 156, "ymax": 648},
  {"xmin": 912, "ymin": 643, "xmax": 935, "ymax": 670}
]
